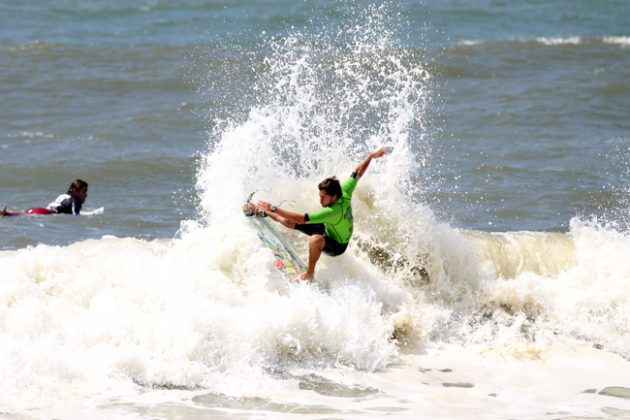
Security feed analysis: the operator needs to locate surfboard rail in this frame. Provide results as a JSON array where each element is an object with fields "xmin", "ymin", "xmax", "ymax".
[{"xmin": 248, "ymin": 216, "xmax": 306, "ymax": 278}]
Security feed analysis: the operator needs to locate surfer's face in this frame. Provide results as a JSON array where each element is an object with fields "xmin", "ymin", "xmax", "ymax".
[
  {"xmin": 319, "ymin": 190, "xmax": 337, "ymax": 207},
  {"xmin": 75, "ymin": 187, "xmax": 88, "ymax": 204}
]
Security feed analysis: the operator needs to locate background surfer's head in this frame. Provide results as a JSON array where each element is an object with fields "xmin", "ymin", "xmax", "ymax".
[
  {"xmin": 68, "ymin": 179, "xmax": 89, "ymax": 203},
  {"xmin": 318, "ymin": 177, "xmax": 341, "ymax": 207}
]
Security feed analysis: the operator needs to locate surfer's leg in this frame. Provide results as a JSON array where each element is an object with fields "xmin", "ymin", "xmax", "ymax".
[
  {"xmin": 294, "ymin": 223, "xmax": 325, "ymax": 236},
  {"xmin": 300, "ymin": 234, "xmax": 325, "ymax": 281},
  {"xmin": 1, "ymin": 207, "xmax": 23, "ymax": 217}
]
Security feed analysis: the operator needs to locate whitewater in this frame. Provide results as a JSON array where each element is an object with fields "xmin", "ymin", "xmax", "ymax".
[{"xmin": 1, "ymin": 3, "xmax": 630, "ymax": 419}]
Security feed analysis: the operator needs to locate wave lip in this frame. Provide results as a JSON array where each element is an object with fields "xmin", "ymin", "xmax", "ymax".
[{"xmin": 468, "ymin": 230, "xmax": 576, "ymax": 279}]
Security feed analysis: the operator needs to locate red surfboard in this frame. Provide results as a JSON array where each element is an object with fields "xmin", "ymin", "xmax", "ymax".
[{"xmin": 1, "ymin": 207, "xmax": 56, "ymax": 217}]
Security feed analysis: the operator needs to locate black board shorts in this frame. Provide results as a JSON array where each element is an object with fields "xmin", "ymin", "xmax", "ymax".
[{"xmin": 294, "ymin": 223, "xmax": 349, "ymax": 257}]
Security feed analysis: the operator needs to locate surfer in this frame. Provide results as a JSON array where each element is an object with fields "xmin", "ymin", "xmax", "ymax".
[
  {"xmin": 1, "ymin": 179, "xmax": 89, "ymax": 217},
  {"xmin": 251, "ymin": 147, "xmax": 390, "ymax": 281},
  {"xmin": 46, "ymin": 179, "xmax": 89, "ymax": 215}
]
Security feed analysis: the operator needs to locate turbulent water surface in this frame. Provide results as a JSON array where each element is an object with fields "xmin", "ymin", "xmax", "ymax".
[{"xmin": 1, "ymin": 1, "xmax": 629, "ymax": 418}]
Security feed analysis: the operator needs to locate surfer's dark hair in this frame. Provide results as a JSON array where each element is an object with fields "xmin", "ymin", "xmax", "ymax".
[
  {"xmin": 68, "ymin": 179, "xmax": 88, "ymax": 194},
  {"xmin": 318, "ymin": 177, "xmax": 342, "ymax": 198}
]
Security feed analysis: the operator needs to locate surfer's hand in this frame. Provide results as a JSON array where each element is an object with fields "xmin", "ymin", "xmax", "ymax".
[
  {"xmin": 257, "ymin": 201, "xmax": 272, "ymax": 211},
  {"xmin": 371, "ymin": 146, "xmax": 389, "ymax": 159},
  {"xmin": 243, "ymin": 202, "xmax": 265, "ymax": 217}
]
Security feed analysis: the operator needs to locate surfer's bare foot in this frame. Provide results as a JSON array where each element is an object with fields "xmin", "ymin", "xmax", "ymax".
[{"xmin": 298, "ymin": 271, "xmax": 314, "ymax": 282}]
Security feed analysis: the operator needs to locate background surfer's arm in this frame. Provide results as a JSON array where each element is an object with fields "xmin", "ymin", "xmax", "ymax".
[{"xmin": 353, "ymin": 146, "xmax": 389, "ymax": 179}]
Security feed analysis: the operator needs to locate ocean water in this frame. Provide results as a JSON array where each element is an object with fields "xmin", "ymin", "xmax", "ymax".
[{"xmin": 1, "ymin": 0, "xmax": 629, "ymax": 418}]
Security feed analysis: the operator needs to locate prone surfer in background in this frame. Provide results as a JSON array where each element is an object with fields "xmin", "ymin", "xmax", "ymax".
[
  {"xmin": 249, "ymin": 147, "xmax": 390, "ymax": 281},
  {"xmin": 1, "ymin": 179, "xmax": 89, "ymax": 217}
]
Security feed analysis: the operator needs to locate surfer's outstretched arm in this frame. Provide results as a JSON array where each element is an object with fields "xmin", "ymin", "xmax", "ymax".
[
  {"xmin": 353, "ymin": 146, "xmax": 389, "ymax": 180},
  {"xmin": 257, "ymin": 201, "xmax": 305, "ymax": 228}
]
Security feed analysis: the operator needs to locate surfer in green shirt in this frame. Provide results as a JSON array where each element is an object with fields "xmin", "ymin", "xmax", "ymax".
[{"xmin": 254, "ymin": 146, "xmax": 390, "ymax": 281}]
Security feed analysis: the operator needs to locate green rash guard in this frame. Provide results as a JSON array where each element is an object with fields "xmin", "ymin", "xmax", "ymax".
[{"xmin": 305, "ymin": 175, "xmax": 357, "ymax": 244}]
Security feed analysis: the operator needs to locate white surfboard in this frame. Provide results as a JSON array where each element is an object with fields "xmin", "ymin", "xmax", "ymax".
[{"xmin": 249, "ymin": 216, "xmax": 306, "ymax": 279}]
